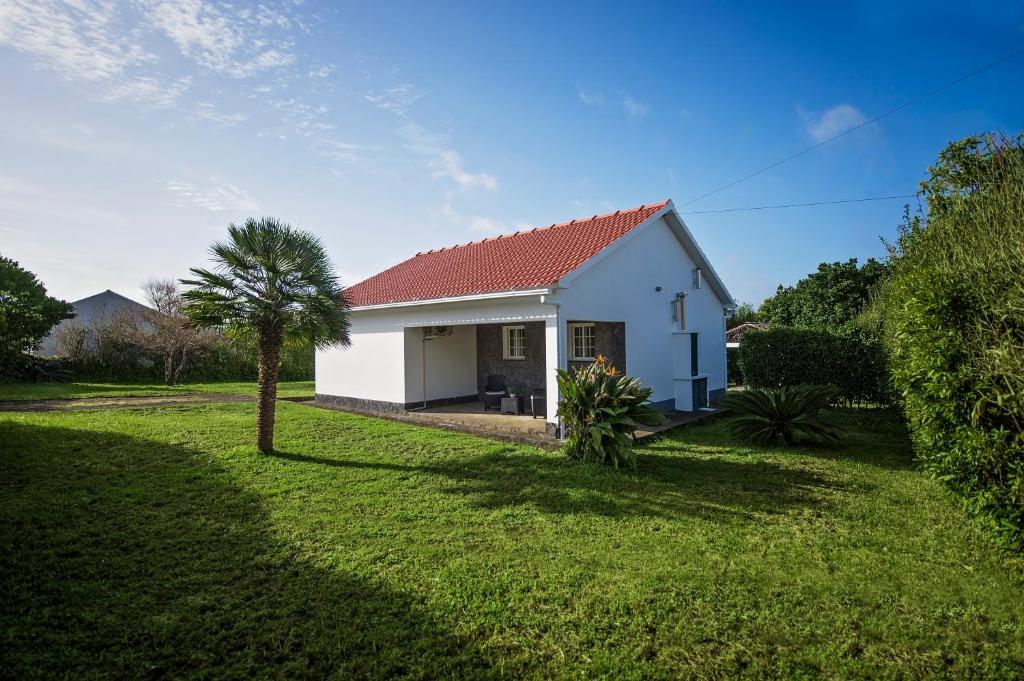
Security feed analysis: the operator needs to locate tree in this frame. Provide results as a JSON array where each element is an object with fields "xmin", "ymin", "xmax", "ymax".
[
  {"xmin": 0, "ymin": 255, "xmax": 74, "ymax": 365},
  {"xmin": 727, "ymin": 302, "xmax": 760, "ymax": 327},
  {"xmin": 181, "ymin": 218, "xmax": 351, "ymax": 453},
  {"xmin": 759, "ymin": 258, "xmax": 889, "ymax": 330},
  {"xmin": 136, "ymin": 279, "xmax": 218, "ymax": 386}
]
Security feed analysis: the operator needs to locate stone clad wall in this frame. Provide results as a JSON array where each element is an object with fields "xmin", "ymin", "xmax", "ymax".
[
  {"xmin": 567, "ymin": 321, "xmax": 626, "ymax": 373},
  {"xmin": 476, "ymin": 321, "xmax": 546, "ymax": 396}
]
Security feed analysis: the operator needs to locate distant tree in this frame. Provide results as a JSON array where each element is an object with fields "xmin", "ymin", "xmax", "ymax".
[
  {"xmin": 727, "ymin": 302, "xmax": 760, "ymax": 328},
  {"xmin": 0, "ymin": 255, "xmax": 74, "ymax": 364},
  {"xmin": 759, "ymin": 258, "xmax": 889, "ymax": 330},
  {"xmin": 135, "ymin": 279, "xmax": 218, "ymax": 386},
  {"xmin": 181, "ymin": 218, "xmax": 351, "ymax": 453}
]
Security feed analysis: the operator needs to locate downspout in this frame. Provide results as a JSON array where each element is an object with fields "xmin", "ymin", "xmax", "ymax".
[{"xmin": 409, "ymin": 334, "xmax": 434, "ymax": 411}]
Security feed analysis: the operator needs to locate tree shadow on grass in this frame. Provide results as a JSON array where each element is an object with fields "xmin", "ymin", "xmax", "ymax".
[
  {"xmin": 269, "ymin": 444, "xmax": 843, "ymax": 523},
  {"xmin": 0, "ymin": 422, "xmax": 495, "ymax": 680}
]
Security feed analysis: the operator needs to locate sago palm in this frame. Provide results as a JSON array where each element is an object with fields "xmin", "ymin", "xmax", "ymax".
[
  {"xmin": 721, "ymin": 384, "xmax": 841, "ymax": 446},
  {"xmin": 181, "ymin": 218, "xmax": 350, "ymax": 453}
]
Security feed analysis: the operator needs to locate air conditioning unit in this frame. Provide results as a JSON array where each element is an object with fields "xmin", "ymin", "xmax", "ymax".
[{"xmin": 422, "ymin": 325, "xmax": 453, "ymax": 338}]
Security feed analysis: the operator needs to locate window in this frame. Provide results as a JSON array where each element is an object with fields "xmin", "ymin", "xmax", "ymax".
[
  {"xmin": 569, "ymin": 323, "xmax": 596, "ymax": 361},
  {"xmin": 693, "ymin": 267, "xmax": 702, "ymax": 289},
  {"xmin": 502, "ymin": 325, "xmax": 525, "ymax": 360}
]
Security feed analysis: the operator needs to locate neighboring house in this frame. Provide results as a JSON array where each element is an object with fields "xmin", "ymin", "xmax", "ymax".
[
  {"xmin": 726, "ymin": 321, "xmax": 768, "ymax": 348},
  {"xmin": 316, "ymin": 200, "xmax": 735, "ymax": 436},
  {"xmin": 37, "ymin": 289, "xmax": 151, "ymax": 356}
]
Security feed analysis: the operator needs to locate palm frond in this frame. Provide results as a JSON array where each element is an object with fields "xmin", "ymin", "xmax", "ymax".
[
  {"xmin": 722, "ymin": 385, "xmax": 842, "ymax": 446},
  {"xmin": 180, "ymin": 217, "xmax": 351, "ymax": 348}
]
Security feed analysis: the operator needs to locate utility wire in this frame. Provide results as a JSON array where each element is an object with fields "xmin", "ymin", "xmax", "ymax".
[
  {"xmin": 679, "ymin": 193, "xmax": 917, "ymax": 214},
  {"xmin": 680, "ymin": 46, "xmax": 1024, "ymax": 207}
]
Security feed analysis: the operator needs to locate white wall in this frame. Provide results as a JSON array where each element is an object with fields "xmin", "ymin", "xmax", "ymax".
[
  {"xmin": 316, "ymin": 296, "xmax": 556, "ymax": 407},
  {"xmin": 403, "ymin": 325, "xmax": 477, "ymax": 403},
  {"xmin": 553, "ymin": 215, "xmax": 729, "ymax": 403},
  {"xmin": 315, "ymin": 311, "xmax": 407, "ymax": 403}
]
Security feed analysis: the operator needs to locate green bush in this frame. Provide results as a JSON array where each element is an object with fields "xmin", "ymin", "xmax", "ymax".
[
  {"xmin": 737, "ymin": 327, "xmax": 888, "ymax": 406},
  {"xmin": 722, "ymin": 385, "xmax": 841, "ymax": 445},
  {"xmin": 58, "ymin": 336, "xmax": 314, "ymax": 383},
  {"xmin": 727, "ymin": 346, "xmax": 743, "ymax": 385},
  {"xmin": 556, "ymin": 356, "xmax": 665, "ymax": 469},
  {"xmin": 882, "ymin": 134, "xmax": 1024, "ymax": 551}
]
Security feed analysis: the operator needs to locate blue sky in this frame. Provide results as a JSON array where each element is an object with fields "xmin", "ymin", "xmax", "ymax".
[{"xmin": 1, "ymin": 1, "xmax": 1021, "ymax": 306}]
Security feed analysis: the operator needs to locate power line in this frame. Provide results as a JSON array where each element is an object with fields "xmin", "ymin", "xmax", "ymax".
[
  {"xmin": 680, "ymin": 46, "xmax": 1024, "ymax": 207},
  {"xmin": 679, "ymin": 193, "xmax": 917, "ymax": 214}
]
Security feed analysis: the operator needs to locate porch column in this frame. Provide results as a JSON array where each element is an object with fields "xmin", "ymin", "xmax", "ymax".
[{"xmin": 544, "ymin": 316, "xmax": 565, "ymax": 429}]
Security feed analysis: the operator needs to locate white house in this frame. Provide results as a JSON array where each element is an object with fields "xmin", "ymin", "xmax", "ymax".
[{"xmin": 316, "ymin": 200, "xmax": 735, "ymax": 436}]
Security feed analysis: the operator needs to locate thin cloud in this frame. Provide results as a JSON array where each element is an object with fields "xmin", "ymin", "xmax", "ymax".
[
  {"xmin": 399, "ymin": 124, "xmax": 498, "ymax": 192},
  {"xmin": 98, "ymin": 76, "xmax": 193, "ymax": 108},
  {"xmin": 577, "ymin": 88, "xmax": 606, "ymax": 106},
  {"xmin": 622, "ymin": 96, "xmax": 649, "ymax": 118},
  {"xmin": 308, "ymin": 64, "xmax": 334, "ymax": 78},
  {"xmin": 578, "ymin": 87, "xmax": 650, "ymax": 118},
  {"xmin": 364, "ymin": 84, "xmax": 423, "ymax": 115},
  {"xmin": 317, "ymin": 141, "xmax": 363, "ymax": 163},
  {"xmin": 0, "ymin": 0, "xmax": 154, "ymax": 82},
  {"xmin": 803, "ymin": 104, "xmax": 869, "ymax": 143},
  {"xmin": 164, "ymin": 179, "xmax": 260, "ymax": 212},
  {"xmin": 140, "ymin": 0, "xmax": 296, "ymax": 78},
  {"xmin": 432, "ymin": 150, "xmax": 497, "ymax": 191},
  {"xmin": 192, "ymin": 102, "xmax": 248, "ymax": 126},
  {"xmin": 440, "ymin": 202, "xmax": 506, "ymax": 237}
]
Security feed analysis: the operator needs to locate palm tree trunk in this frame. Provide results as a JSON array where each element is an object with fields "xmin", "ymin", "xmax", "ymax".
[{"xmin": 256, "ymin": 329, "xmax": 282, "ymax": 453}]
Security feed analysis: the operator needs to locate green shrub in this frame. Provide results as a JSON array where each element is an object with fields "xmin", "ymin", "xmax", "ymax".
[
  {"xmin": 722, "ymin": 385, "xmax": 841, "ymax": 445},
  {"xmin": 727, "ymin": 346, "xmax": 743, "ymax": 385},
  {"xmin": 556, "ymin": 356, "xmax": 666, "ymax": 469},
  {"xmin": 882, "ymin": 134, "xmax": 1024, "ymax": 551},
  {"xmin": 737, "ymin": 327, "xmax": 888, "ymax": 406},
  {"xmin": 57, "ymin": 335, "xmax": 314, "ymax": 383}
]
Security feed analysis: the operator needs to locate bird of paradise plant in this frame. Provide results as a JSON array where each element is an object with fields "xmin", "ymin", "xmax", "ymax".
[{"xmin": 555, "ymin": 357, "xmax": 666, "ymax": 469}]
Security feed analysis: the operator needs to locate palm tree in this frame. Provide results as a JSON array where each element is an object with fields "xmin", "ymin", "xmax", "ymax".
[{"xmin": 181, "ymin": 218, "xmax": 350, "ymax": 453}]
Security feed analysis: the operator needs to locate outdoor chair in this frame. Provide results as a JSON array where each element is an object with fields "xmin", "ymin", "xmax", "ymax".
[
  {"xmin": 530, "ymin": 387, "xmax": 546, "ymax": 419},
  {"xmin": 483, "ymin": 374, "xmax": 507, "ymax": 411}
]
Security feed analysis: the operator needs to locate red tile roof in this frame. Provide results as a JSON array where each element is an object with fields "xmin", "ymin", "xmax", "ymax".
[{"xmin": 346, "ymin": 201, "xmax": 670, "ymax": 307}]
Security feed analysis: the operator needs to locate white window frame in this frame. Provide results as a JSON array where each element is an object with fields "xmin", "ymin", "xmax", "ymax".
[
  {"xmin": 502, "ymin": 325, "xmax": 526, "ymax": 360},
  {"xmin": 569, "ymin": 322, "xmax": 596, "ymax": 361}
]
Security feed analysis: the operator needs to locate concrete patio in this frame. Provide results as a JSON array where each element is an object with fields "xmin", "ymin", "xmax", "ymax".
[{"xmin": 410, "ymin": 401, "xmax": 549, "ymax": 436}]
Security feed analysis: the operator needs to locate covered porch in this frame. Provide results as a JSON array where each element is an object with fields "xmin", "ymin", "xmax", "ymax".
[{"xmin": 404, "ymin": 318, "xmax": 627, "ymax": 436}]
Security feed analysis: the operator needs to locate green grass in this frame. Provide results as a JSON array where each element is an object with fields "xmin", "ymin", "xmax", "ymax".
[
  {"xmin": 0, "ymin": 379, "xmax": 314, "ymax": 401},
  {"xmin": 1, "ymin": 403, "xmax": 1022, "ymax": 678}
]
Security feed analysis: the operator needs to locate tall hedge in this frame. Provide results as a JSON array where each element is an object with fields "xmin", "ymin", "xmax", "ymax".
[
  {"xmin": 883, "ymin": 135, "xmax": 1024, "ymax": 551},
  {"xmin": 737, "ymin": 327, "xmax": 888, "ymax": 406}
]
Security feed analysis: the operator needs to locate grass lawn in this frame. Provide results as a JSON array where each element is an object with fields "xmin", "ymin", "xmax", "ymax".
[
  {"xmin": 0, "ymin": 379, "xmax": 314, "ymax": 401},
  {"xmin": 1, "ymin": 402, "xmax": 1022, "ymax": 679}
]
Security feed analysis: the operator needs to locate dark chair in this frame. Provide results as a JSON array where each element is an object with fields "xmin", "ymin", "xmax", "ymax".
[
  {"xmin": 483, "ymin": 374, "xmax": 507, "ymax": 411},
  {"xmin": 530, "ymin": 387, "xmax": 546, "ymax": 419}
]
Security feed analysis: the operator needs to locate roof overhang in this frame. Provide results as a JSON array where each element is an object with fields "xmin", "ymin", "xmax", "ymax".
[
  {"xmin": 662, "ymin": 207, "xmax": 736, "ymax": 309},
  {"xmin": 349, "ymin": 287, "xmax": 553, "ymax": 312}
]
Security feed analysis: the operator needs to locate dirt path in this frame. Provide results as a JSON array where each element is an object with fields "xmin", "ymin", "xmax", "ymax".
[{"xmin": 0, "ymin": 393, "xmax": 254, "ymax": 413}]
